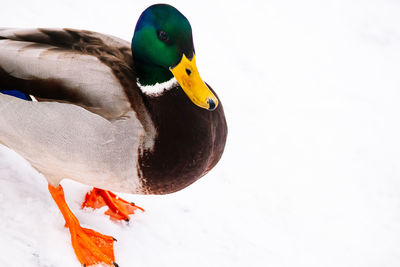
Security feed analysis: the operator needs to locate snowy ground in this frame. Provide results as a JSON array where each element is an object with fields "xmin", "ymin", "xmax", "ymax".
[{"xmin": 1, "ymin": 0, "xmax": 400, "ymax": 266}]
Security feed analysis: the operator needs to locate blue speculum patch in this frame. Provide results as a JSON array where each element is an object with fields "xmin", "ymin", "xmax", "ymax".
[{"xmin": 1, "ymin": 90, "xmax": 31, "ymax": 101}]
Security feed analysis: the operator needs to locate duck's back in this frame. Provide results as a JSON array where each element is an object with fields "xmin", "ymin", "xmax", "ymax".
[
  {"xmin": 0, "ymin": 28, "xmax": 151, "ymax": 193},
  {"xmin": 0, "ymin": 28, "xmax": 136, "ymax": 119}
]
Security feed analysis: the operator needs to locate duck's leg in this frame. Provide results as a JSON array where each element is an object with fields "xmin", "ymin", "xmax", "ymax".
[
  {"xmin": 48, "ymin": 184, "xmax": 117, "ymax": 267},
  {"xmin": 82, "ymin": 188, "xmax": 144, "ymax": 221}
]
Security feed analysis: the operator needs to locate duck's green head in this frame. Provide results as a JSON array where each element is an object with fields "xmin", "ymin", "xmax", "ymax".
[{"xmin": 132, "ymin": 4, "xmax": 218, "ymax": 111}]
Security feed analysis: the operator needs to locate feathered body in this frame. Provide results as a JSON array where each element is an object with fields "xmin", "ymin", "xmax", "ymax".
[{"xmin": 0, "ymin": 28, "xmax": 227, "ymax": 194}]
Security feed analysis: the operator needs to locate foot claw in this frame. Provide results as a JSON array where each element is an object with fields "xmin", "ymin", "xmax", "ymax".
[{"xmin": 113, "ymin": 263, "xmax": 119, "ymax": 267}]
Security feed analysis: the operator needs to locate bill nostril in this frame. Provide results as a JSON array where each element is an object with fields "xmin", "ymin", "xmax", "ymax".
[{"xmin": 185, "ymin": 68, "xmax": 191, "ymax": 76}]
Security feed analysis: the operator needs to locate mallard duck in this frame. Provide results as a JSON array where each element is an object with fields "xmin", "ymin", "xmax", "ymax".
[{"xmin": 0, "ymin": 4, "xmax": 227, "ymax": 267}]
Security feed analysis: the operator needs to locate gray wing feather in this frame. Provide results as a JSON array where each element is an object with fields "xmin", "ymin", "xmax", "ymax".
[{"xmin": 0, "ymin": 28, "xmax": 134, "ymax": 119}]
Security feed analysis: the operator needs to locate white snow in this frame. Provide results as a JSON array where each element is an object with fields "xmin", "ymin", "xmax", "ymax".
[{"xmin": 1, "ymin": 0, "xmax": 400, "ymax": 266}]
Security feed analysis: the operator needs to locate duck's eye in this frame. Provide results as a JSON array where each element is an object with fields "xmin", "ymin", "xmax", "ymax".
[{"xmin": 157, "ymin": 30, "xmax": 169, "ymax": 43}]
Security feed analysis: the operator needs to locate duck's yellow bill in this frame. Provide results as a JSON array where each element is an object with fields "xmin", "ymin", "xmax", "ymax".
[{"xmin": 170, "ymin": 54, "xmax": 218, "ymax": 111}]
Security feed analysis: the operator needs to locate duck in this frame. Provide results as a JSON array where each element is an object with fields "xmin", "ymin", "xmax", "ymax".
[{"xmin": 0, "ymin": 3, "xmax": 227, "ymax": 267}]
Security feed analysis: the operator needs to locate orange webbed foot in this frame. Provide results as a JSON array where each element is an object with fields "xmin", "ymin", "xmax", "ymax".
[
  {"xmin": 48, "ymin": 184, "xmax": 118, "ymax": 267},
  {"xmin": 70, "ymin": 223, "xmax": 117, "ymax": 266},
  {"xmin": 82, "ymin": 188, "xmax": 144, "ymax": 221}
]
